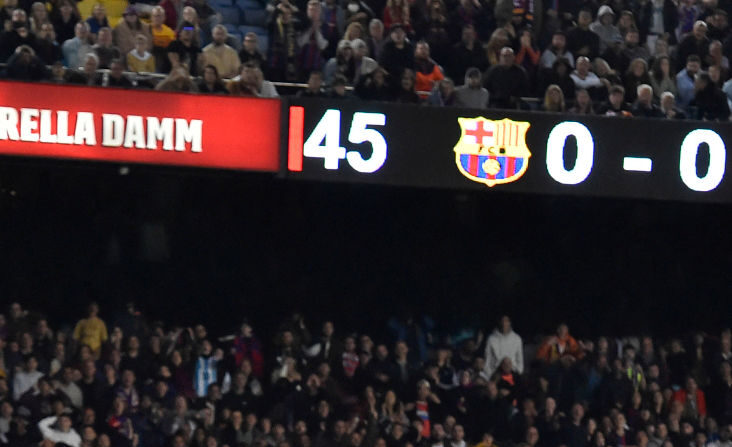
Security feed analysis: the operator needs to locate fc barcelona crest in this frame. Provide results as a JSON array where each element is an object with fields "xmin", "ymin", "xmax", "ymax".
[{"xmin": 453, "ymin": 117, "xmax": 531, "ymax": 187}]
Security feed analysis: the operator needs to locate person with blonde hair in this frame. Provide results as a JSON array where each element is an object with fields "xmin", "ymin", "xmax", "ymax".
[
  {"xmin": 127, "ymin": 33, "xmax": 155, "ymax": 72},
  {"xmin": 543, "ymin": 84, "xmax": 566, "ymax": 112}
]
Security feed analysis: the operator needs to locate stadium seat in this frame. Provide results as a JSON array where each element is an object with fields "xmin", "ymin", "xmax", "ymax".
[
  {"xmin": 236, "ymin": 0, "xmax": 266, "ymax": 10},
  {"xmin": 241, "ymin": 8, "xmax": 268, "ymax": 27},
  {"xmin": 238, "ymin": 25, "xmax": 267, "ymax": 37},
  {"xmin": 209, "ymin": 0, "xmax": 233, "ymax": 7},
  {"xmin": 224, "ymin": 23, "xmax": 238, "ymax": 34},
  {"xmin": 215, "ymin": 6, "xmax": 241, "ymax": 25},
  {"xmin": 257, "ymin": 35, "xmax": 268, "ymax": 54}
]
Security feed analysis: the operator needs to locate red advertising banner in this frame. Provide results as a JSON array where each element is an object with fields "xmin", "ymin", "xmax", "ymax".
[{"xmin": 0, "ymin": 81, "xmax": 280, "ymax": 171}]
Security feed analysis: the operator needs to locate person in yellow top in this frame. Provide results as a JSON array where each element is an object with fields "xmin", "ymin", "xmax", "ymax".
[
  {"xmin": 72, "ymin": 302, "xmax": 108, "ymax": 359},
  {"xmin": 127, "ymin": 33, "xmax": 156, "ymax": 72},
  {"xmin": 150, "ymin": 6, "xmax": 175, "ymax": 72}
]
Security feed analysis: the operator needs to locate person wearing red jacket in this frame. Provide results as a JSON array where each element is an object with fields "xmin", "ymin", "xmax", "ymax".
[{"xmin": 672, "ymin": 376, "xmax": 707, "ymax": 419}]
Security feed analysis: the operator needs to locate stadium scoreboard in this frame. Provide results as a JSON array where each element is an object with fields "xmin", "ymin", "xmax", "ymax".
[{"xmin": 0, "ymin": 81, "xmax": 730, "ymax": 203}]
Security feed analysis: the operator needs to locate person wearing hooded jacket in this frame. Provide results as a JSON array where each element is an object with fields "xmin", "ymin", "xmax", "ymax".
[
  {"xmin": 484, "ymin": 316, "xmax": 524, "ymax": 378},
  {"xmin": 590, "ymin": 5, "xmax": 622, "ymax": 54},
  {"xmin": 454, "ymin": 66, "xmax": 489, "ymax": 108}
]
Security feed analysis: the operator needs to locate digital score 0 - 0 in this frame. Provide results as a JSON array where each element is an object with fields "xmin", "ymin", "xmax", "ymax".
[{"xmin": 284, "ymin": 97, "xmax": 732, "ymax": 203}]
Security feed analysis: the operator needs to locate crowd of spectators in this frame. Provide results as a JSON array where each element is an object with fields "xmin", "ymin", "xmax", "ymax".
[
  {"xmin": 3, "ymin": 0, "xmax": 732, "ymax": 117},
  {"xmin": 0, "ymin": 302, "xmax": 730, "ymax": 447}
]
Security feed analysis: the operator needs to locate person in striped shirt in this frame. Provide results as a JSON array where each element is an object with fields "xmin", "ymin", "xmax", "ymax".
[{"xmin": 194, "ymin": 339, "xmax": 223, "ymax": 397}]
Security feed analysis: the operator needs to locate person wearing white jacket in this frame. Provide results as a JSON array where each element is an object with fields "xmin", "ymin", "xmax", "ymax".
[
  {"xmin": 484, "ymin": 316, "xmax": 524, "ymax": 378},
  {"xmin": 38, "ymin": 414, "xmax": 81, "ymax": 447}
]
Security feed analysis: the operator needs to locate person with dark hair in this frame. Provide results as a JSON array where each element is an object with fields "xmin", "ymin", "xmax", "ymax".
[
  {"xmin": 34, "ymin": 23, "xmax": 62, "ymax": 65},
  {"xmin": 268, "ymin": 5, "xmax": 299, "ymax": 82},
  {"xmin": 297, "ymin": 0, "xmax": 329, "ymax": 81},
  {"xmin": 298, "ymin": 70, "xmax": 328, "ymax": 97},
  {"xmin": 329, "ymin": 74, "xmax": 353, "ymax": 99},
  {"xmin": 379, "ymin": 23, "xmax": 414, "ymax": 81},
  {"xmin": 650, "ymin": 55, "xmax": 678, "ymax": 99},
  {"xmin": 413, "ymin": 41, "xmax": 444, "ymax": 100},
  {"xmin": 597, "ymin": 84, "xmax": 632, "ymax": 116},
  {"xmin": 0, "ymin": 21, "xmax": 37, "ymax": 62},
  {"xmin": 566, "ymin": 9, "xmax": 600, "ymax": 60},
  {"xmin": 539, "ymin": 57, "xmax": 575, "ymax": 100},
  {"xmin": 167, "ymin": 21, "xmax": 201, "ymax": 75},
  {"xmin": 691, "ymin": 71, "xmax": 731, "ymax": 120},
  {"xmin": 568, "ymin": 88, "xmax": 595, "ymax": 114},
  {"xmin": 51, "ymin": 0, "xmax": 78, "ymax": 45},
  {"xmin": 624, "ymin": 58, "xmax": 652, "ymax": 103},
  {"xmin": 239, "ymin": 32, "xmax": 265, "ymax": 68},
  {"xmin": 394, "ymin": 68, "xmax": 420, "ymax": 103},
  {"xmin": 92, "ymin": 27, "xmax": 121, "ymax": 69},
  {"xmin": 540, "ymin": 30, "xmax": 574, "ymax": 69},
  {"xmin": 427, "ymin": 77, "xmax": 456, "ymax": 106},
  {"xmin": 447, "ymin": 24, "xmax": 488, "ymax": 83},
  {"xmin": 677, "ymin": 54, "xmax": 702, "ymax": 108},
  {"xmin": 107, "ymin": 58, "xmax": 133, "ymax": 87}
]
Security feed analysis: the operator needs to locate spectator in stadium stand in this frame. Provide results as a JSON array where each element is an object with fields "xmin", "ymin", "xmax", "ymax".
[
  {"xmin": 538, "ymin": 57, "xmax": 575, "ymax": 100},
  {"xmin": 106, "ymin": 58, "xmax": 133, "ymax": 88},
  {"xmin": 708, "ymin": 39, "xmax": 729, "ymax": 74},
  {"xmin": 413, "ymin": 40, "xmax": 444, "ymax": 99},
  {"xmin": 254, "ymin": 64, "xmax": 279, "ymax": 97},
  {"xmin": 62, "ymin": 22, "xmax": 91, "ymax": 68},
  {"xmin": 566, "ymin": 10, "xmax": 600, "ymax": 60},
  {"xmin": 624, "ymin": 58, "xmax": 652, "ymax": 102},
  {"xmin": 350, "ymin": 38, "xmax": 377, "ymax": 84},
  {"xmin": 621, "ymin": 28, "xmax": 651, "ymax": 66},
  {"xmin": 38, "ymin": 414, "xmax": 82, "ymax": 447},
  {"xmin": 159, "ymin": 0, "xmax": 182, "ymax": 30},
  {"xmin": 650, "ymin": 55, "xmax": 678, "ymax": 99},
  {"xmin": 344, "ymin": 0, "xmax": 374, "ymax": 33},
  {"xmin": 49, "ymin": 60, "xmax": 66, "ymax": 82},
  {"xmin": 569, "ymin": 56, "xmax": 605, "ymax": 100},
  {"xmin": 0, "ymin": 0, "xmax": 16, "ymax": 29},
  {"xmin": 34, "ymin": 23, "xmax": 62, "ymax": 65},
  {"xmin": 28, "ymin": 2, "xmax": 47, "ymax": 35},
  {"xmin": 324, "ymin": 39, "xmax": 356, "ymax": 85},
  {"xmin": 591, "ymin": 6, "xmax": 621, "ymax": 55},
  {"xmin": 709, "ymin": 63, "xmax": 725, "ymax": 88},
  {"xmin": 568, "ymin": 88, "xmax": 595, "ymax": 114},
  {"xmin": 72, "ymin": 303, "xmax": 108, "ymax": 360},
  {"xmin": 676, "ymin": 54, "xmax": 702, "ymax": 108},
  {"xmin": 12, "ymin": 355, "xmax": 43, "ymax": 400},
  {"xmin": 166, "ymin": 21, "xmax": 201, "ymax": 75},
  {"xmin": 419, "ymin": 0, "xmax": 451, "ymax": 67},
  {"xmin": 85, "ymin": 4, "xmax": 109, "ymax": 40},
  {"xmin": 594, "ymin": 57, "xmax": 621, "ymax": 88},
  {"xmin": 631, "ymin": 83, "xmax": 664, "ymax": 117},
  {"xmin": 367, "ymin": 18, "xmax": 386, "ymax": 61},
  {"xmin": 297, "ymin": 0, "xmax": 329, "ymax": 80},
  {"xmin": 484, "ymin": 316, "xmax": 524, "ymax": 379},
  {"xmin": 0, "ymin": 21, "xmax": 36, "ymax": 62},
  {"xmin": 229, "ymin": 61, "xmax": 260, "ymax": 95},
  {"xmin": 343, "ymin": 22, "xmax": 365, "ymax": 42},
  {"xmin": 65, "ymin": 52, "xmax": 103, "ymax": 85},
  {"xmin": 126, "ymin": 33, "xmax": 155, "ymax": 72},
  {"xmin": 540, "ymin": 30, "xmax": 575, "ymax": 69},
  {"xmin": 379, "ymin": 23, "xmax": 414, "ymax": 82},
  {"xmin": 483, "ymin": 46, "xmax": 528, "ymax": 109},
  {"xmin": 113, "ymin": 6, "xmax": 152, "ymax": 58},
  {"xmin": 267, "ymin": 5, "xmax": 299, "ymax": 82},
  {"xmin": 382, "ymin": 0, "xmax": 411, "ymax": 35},
  {"xmin": 150, "ymin": 6, "xmax": 176, "ymax": 73},
  {"xmin": 484, "ymin": 28, "xmax": 510, "ymax": 66},
  {"xmin": 394, "ymin": 68, "xmax": 420, "ymax": 103},
  {"xmin": 536, "ymin": 324, "xmax": 584, "ymax": 364},
  {"xmin": 320, "ymin": 0, "xmax": 345, "ymax": 59},
  {"xmin": 202, "ymin": 25, "xmax": 240, "ymax": 79},
  {"xmin": 691, "ymin": 71, "xmax": 731, "ymax": 119},
  {"xmin": 176, "ymin": 6, "xmax": 203, "ymax": 48},
  {"xmin": 454, "ymin": 67, "xmax": 489, "ymax": 108},
  {"xmin": 427, "ymin": 77, "xmax": 456, "ymax": 105},
  {"xmin": 515, "ymin": 28, "xmax": 540, "ymax": 80},
  {"xmin": 447, "ymin": 24, "xmax": 487, "ymax": 84},
  {"xmin": 239, "ymin": 32, "xmax": 265, "ymax": 67},
  {"xmin": 92, "ymin": 27, "xmax": 120, "ymax": 69},
  {"xmin": 197, "ymin": 64, "xmax": 228, "ymax": 92},
  {"xmin": 679, "ymin": 20, "xmax": 711, "ymax": 68},
  {"xmin": 51, "ymin": 0, "xmax": 78, "ymax": 45}
]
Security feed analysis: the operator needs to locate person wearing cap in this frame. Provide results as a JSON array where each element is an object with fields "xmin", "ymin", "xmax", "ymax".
[
  {"xmin": 590, "ymin": 5, "xmax": 621, "ymax": 54},
  {"xmin": 677, "ymin": 20, "xmax": 711, "ymax": 70},
  {"xmin": 454, "ymin": 66, "xmax": 488, "ymax": 107},
  {"xmin": 541, "ymin": 30, "xmax": 574, "ymax": 68},
  {"xmin": 324, "ymin": 39, "xmax": 355, "ymax": 85},
  {"xmin": 167, "ymin": 20, "xmax": 201, "ymax": 75},
  {"xmin": 113, "ymin": 6, "xmax": 152, "ymax": 57},
  {"xmin": 202, "ymin": 25, "xmax": 240, "ymax": 79},
  {"xmin": 379, "ymin": 23, "xmax": 414, "ymax": 82}
]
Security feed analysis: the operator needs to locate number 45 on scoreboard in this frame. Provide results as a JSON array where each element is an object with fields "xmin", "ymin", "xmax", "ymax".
[{"xmin": 288, "ymin": 107, "xmax": 388, "ymax": 173}]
